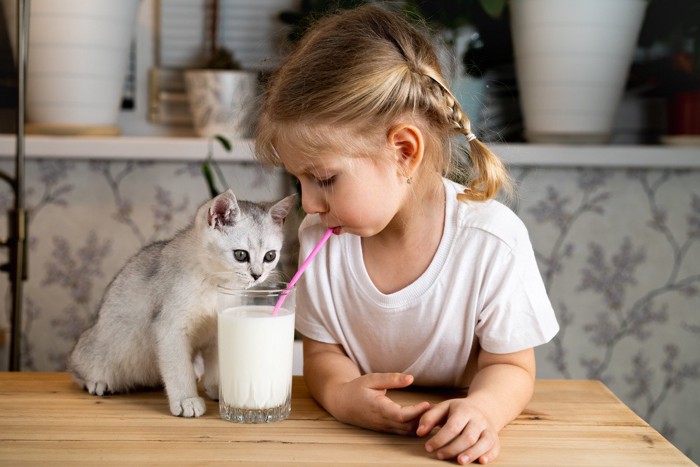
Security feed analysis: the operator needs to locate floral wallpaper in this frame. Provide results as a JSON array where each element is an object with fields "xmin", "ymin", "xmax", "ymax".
[
  {"xmin": 513, "ymin": 167, "xmax": 700, "ymax": 462},
  {"xmin": 0, "ymin": 157, "xmax": 698, "ymax": 462}
]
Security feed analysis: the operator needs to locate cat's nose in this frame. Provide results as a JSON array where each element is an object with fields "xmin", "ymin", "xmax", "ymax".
[{"xmin": 251, "ymin": 273, "xmax": 261, "ymax": 281}]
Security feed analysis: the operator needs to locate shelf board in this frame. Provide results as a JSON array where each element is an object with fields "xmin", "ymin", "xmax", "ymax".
[
  {"xmin": 0, "ymin": 135, "xmax": 255, "ymax": 162},
  {"xmin": 0, "ymin": 135, "xmax": 698, "ymax": 168}
]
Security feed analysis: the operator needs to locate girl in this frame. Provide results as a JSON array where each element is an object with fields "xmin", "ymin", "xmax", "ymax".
[{"xmin": 256, "ymin": 4, "xmax": 558, "ymax": 465}]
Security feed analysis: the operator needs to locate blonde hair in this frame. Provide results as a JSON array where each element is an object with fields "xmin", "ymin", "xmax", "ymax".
[{"xmin": 255, "ymin": 4, "xmax": 511, "ymax": 202}]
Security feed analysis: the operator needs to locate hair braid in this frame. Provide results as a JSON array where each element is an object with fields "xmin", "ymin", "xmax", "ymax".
[{"xmin": 411, "ymin": 66, "xmax": 512, "ymax": 201}]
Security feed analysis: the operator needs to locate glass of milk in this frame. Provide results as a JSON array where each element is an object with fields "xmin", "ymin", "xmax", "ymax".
[{"xmin": 216, "ymin": 282, "xmax": 295, "ymax": 423}]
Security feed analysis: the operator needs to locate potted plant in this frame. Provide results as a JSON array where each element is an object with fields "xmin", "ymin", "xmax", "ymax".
[
  {"xmin": 184, "ymin": 0, "xmax": 258, "ymax": 139},
  {"xmin": 1, "ymin": 0, "xmax": 140, "ymax": 133},
  {"xmin": 632, "ymin": 0, "xmax": 700, "ymax": 142},
  {"xmin": 509, "ymin": 0, "xmax": 649, "ymax": 144}
]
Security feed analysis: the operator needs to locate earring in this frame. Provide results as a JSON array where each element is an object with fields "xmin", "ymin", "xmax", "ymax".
[{"xmin": 406, "ymin": 176, "xmax": 413, "ymax": 184}]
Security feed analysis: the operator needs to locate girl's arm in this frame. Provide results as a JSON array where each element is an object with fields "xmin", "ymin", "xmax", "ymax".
[
  {"xmin": 302, "ymin": 336, "xmax": 431, "ymax": 435},
  {"xmin": 417, "ymin": 347, "xmax": 536, "ymax": 464},
  {"xmin": 466, "ymin": 347, "xmax": 535, "ymax": 431}
]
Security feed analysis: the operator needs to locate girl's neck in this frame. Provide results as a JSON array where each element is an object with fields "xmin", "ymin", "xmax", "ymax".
[
  {"xmin": 361, "ymin": 174, "xmax": 445, "ymax": 294},
  {"xmin": 379, "ymin": 173, "xmax": 444, "ymax": 245}
]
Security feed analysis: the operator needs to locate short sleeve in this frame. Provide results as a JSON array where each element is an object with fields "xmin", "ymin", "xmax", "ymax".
[{"xmin": 474, "ymin": 235, "xmax": 559, "ymax": 354}]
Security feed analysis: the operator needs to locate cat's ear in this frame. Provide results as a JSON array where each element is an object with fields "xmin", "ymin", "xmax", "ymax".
[
  {"xmin": 208, "ymin": 189, "xmax": 239, "ymax": 230},
  {"xmin": 269, "ymin": 194, "xmax": 296, "ymax": 225}
]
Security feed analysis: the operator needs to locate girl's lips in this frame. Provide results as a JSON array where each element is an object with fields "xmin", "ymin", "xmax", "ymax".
[{"xmin": 331, "ymin": 226, "xmax": 342, "ymax": 235}]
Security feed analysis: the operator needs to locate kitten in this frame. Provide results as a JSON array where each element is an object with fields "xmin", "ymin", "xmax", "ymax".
[{"xmin": 68, "ymin": 189, "xmax": 295, "ymax": 417}]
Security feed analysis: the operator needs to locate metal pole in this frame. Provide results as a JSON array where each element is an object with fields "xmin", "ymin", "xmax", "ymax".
[{"xmin": 9, "ymin": 0, "xmax": 29, "ymax": 371}]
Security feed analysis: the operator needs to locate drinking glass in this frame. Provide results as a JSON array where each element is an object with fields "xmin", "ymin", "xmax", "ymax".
[{"xmin": 216, "ymin": 282, "xmax": 295, "ymax": 423}]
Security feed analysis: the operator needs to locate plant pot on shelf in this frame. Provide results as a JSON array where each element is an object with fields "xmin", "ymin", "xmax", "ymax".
[
  {"xmin": 2, "ymin": 0, "xmax": 140, "ymax": 134},
  {"xmin": 510, "ymin": 0, "xmax": 648, "ymax": 144},
  {"xmin": 667, "ymin": 90, "xmax": 700, "ymax": 138},
  {"xmin": 184, "ymin": 70, "xmax": 259, "ymax": 139}
]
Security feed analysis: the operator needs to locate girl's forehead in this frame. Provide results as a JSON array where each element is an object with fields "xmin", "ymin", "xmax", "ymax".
[
  {"xmin": 273, "ymin": 124, "xmax": 366, "ymax": 170},
  {"xmin": 275, "ymin": 123, "xmax": 351, "ymax": 153},
  {"xmin": 279, "ymin": 148, "xmax": 343, "ymax": 177}
]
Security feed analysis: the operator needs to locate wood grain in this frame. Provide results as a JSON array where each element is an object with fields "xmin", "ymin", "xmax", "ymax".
[
  {"xmin": 24, "ymin": 123, "xmax": 121, "ymax": 137},
  {"xmin": 0, "ymin": 373, "xmax": 693, "ymax": 465}
]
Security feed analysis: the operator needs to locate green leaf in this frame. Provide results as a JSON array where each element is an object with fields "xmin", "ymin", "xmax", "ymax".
[
  {"xmin": 211, "ymin": 158, "xmax": 229, "ymax": 194},
  {"xmin": 201, "ymin": 160, "xmax": 219, "ymax": 198},
  {"xmin": 479, "ymin": 0, "xmax": 506, "ymax": 18},
  {"xmin": 214, "ymin": 134, "xmax": 232, "ymax": 152}
]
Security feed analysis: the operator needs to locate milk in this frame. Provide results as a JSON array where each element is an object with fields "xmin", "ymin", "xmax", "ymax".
[{"xmin": 218, "ymin": 305, "xmax": 295, "ymax": 417}]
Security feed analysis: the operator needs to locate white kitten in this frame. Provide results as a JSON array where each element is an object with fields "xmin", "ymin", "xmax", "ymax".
[{"xmin": 68, "ymin": 189, "xmax": 295, "ymax": 417}]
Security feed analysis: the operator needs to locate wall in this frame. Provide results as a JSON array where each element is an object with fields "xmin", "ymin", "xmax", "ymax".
[
  {"xmin": 0, "ymin": 156, "xmax": 290, "ymax": 366},
  {"xmin": 0, "ymin": 155, "xmax": 698, "ymax": 462},
  {"xmin": 514, "ymin": 166, "xmax": 699, "ymax": 462}
]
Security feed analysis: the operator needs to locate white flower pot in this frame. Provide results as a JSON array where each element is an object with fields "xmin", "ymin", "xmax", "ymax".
[
  {"xmin": 3, "ymin": 0, "xmax": 140, "ymax": 127},
  {"xmin": 510, "ymin": 0, "xmax": 647, "ymax": 144},
  {"xmin": 184, "ymin": 70, "xmax": 258, "ymax": 139}
]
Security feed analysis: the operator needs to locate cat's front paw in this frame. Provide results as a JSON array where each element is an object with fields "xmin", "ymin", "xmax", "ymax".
[
  {"xmin": 84, "ymin": 380, "xmax": 111, "ymax": 396},
  {"xmin": 170, "ymin": 396, "xmax": 207, "ymax": 417}
]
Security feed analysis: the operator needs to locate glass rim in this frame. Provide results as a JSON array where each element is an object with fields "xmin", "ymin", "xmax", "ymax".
[{"xmin": 216, "ymin": 281, "xmax": 293, "ymax": 295}]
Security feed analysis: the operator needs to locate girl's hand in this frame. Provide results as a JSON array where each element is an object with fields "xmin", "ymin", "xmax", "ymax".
[
  {"xmin": 332, "ymin": 372, "xmax": 431, "ymax": 435},
  {"xmin": 416, "ymin": 398, "xmax": 500, "ymax": 464}
]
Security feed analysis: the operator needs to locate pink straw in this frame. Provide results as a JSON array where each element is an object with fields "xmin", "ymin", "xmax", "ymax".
[{"xmin": 272, "ymin": 227, "xmax": 334, "ymax": 316}]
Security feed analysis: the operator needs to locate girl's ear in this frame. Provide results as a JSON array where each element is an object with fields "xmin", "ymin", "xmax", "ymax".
[{"xmin": 387, "ymin": 124, "xmax": 424, "ymax": 179}]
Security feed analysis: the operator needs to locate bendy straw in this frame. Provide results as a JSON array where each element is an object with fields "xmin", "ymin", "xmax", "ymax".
[{"xmin": 272, "ymin": 227, "xmax": 334, "ymax": 316}]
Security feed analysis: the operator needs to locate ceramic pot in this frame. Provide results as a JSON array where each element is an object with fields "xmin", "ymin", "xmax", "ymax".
[
  {"xmin": 184, "ymin": 70, "xmax": 258, "ymax": 139},
  {"xmin": 3, "ymin": 0, "xmax": 141, "ymax": 127},
  {"xmin": 510, "ymin": 0, "xmax": 647, "ymax": 144}
]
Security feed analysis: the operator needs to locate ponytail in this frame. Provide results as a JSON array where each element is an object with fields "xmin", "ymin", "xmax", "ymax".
[
  {"xmin": 459, "ymin": 137, "xmax": 513, "ymax": 203},
  {"xmin": 419, "ymin": 67, "xmax": 512, "ymax": 202}
]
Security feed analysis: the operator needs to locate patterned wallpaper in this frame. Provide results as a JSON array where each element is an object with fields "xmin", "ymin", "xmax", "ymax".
[{"xmin": 0, "ymin": 157, "xmax": 697, "ymax": 462}]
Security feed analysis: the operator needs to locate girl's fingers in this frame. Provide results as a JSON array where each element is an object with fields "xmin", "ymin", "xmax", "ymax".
[
  {"xmin": 379, "ymin": 398, "xmax": 431, "ymax": 427},
  {"xmin": 422, "ymin": 412, "xmax": 471, "ymax": 453},
  {"xmin": 365, "ymin": 372, "xmax": 414, "ymax": 390},
  {"xmin": 429, "ymin": 417, "xmax": 491, "ymax": 460},
  {"xmin": 416, "ymin": 402, "xmax": 449, "ymax": 437},
  {"xmin": 394, "ymin": 401, "xmax": 432, "ymax": 422},
  {"xmin": 368, "ymin": 401, "xmax": 425, "ymax": 435},
  {"xmin": 384, "ymin": 416, "xmax": 423, "ymax": 436},
  {"xmin": 476, "ymin": 443, "xmax": 500, "ymax": 465},
  {"xmin": 453, "ymin": 429, "xmax": 498, "ymax": 465}
]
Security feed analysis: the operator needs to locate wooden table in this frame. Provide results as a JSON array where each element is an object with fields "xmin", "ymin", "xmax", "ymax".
[{"xmin": 0, "ymin": 373, "xmax": 693, "ymax": 465}]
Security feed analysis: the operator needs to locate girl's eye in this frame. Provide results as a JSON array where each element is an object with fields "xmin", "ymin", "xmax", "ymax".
[
  {"xmin": 263, "ymin": 251, "xmax": 277, "ymax": 263},
  {"xmin": 316, "ymin": 176, "xmax": 336, "ymax": 187},
  {"xmin": 233, "ymin": 250, "xmax": 249, "ymax": 262}
]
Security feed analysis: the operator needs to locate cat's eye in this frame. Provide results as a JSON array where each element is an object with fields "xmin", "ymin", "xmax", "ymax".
[
  {"xmin": 233, "ymin": 250, "xmax": 249, "ymax": 262},
  {"xmin": 263, "ymin": 251, "xmax": 277, "ymax": 263}
]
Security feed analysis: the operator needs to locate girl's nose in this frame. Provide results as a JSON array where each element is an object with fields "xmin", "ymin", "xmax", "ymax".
[{"xmin": 300, "ymin": 183, "xmax": 327, "ymax": 215}]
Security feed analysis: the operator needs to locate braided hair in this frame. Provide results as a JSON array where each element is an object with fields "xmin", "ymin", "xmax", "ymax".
[{"xmin": 256, "ymin": 4, "xmax": 512, "ymax": 202}]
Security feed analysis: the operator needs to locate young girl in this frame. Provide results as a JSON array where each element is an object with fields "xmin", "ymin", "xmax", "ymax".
[{"xmin": 256, "ymin": 4, "xmax": 558, "ymax": 465}]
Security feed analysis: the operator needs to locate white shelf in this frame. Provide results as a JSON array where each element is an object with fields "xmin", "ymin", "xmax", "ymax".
[
  {"xmin": 0, "ymin": 135, "xmax": 698, "ymax": 168},
  {"xmin": 0, "ymin": 135, "xmax": 255, "ymax": 162},
  {"xmin": 494, "ymin": 143, "xmax": 700, "ymax": 168}
]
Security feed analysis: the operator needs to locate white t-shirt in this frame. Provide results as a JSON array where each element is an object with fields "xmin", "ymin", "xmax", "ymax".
[{"xmin": 295, "ymin": 178, "xmax": 559, "ymax": 387}]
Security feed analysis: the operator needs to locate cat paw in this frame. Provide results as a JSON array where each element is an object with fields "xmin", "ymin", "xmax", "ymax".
[
  {"xmin": 170, "ymin": 397, "xmax": 207, "ymax": 417},
  {"xmin": 204, "ymin": 383, "xmax": 219, "ymax": 401},
  {"xmin": 84, "ymin": 381, "xmax": 111, "ymax": 396}
]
